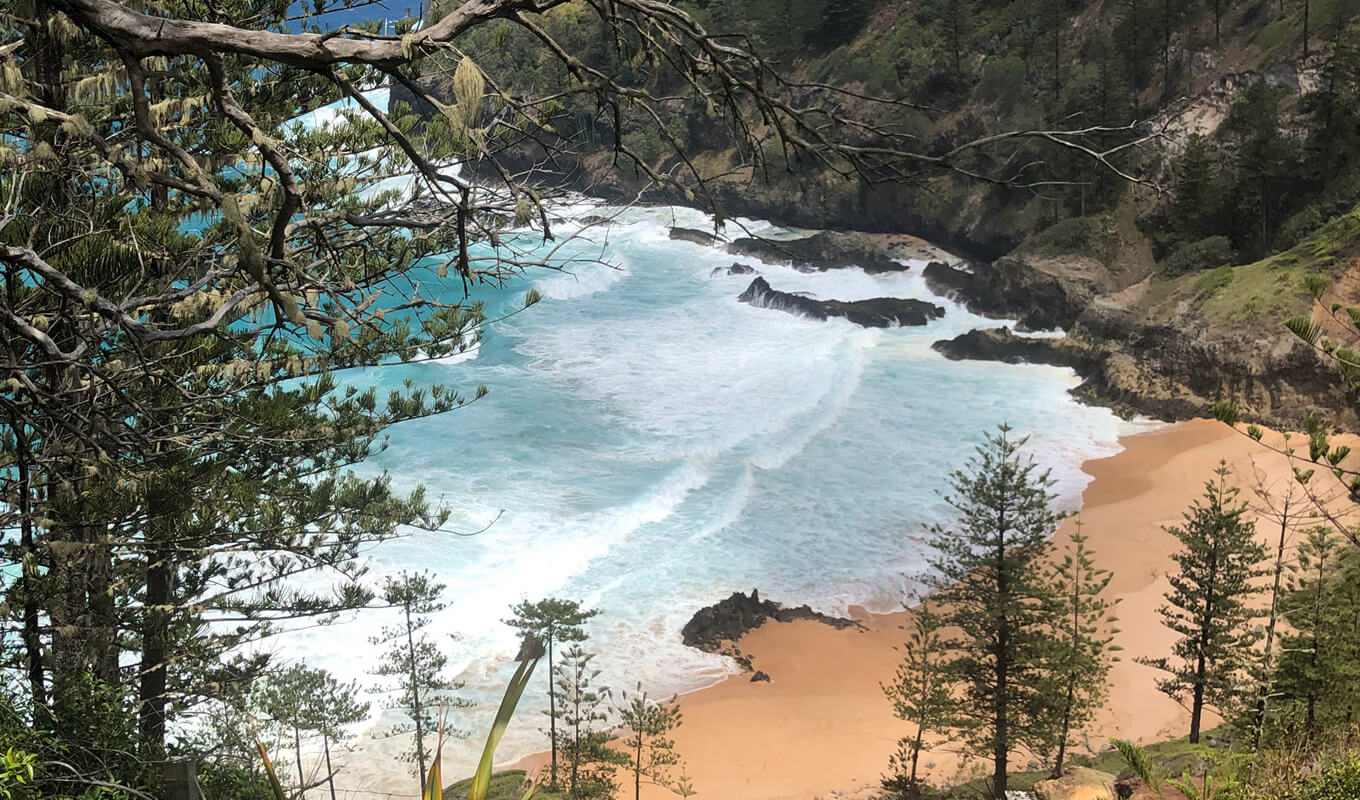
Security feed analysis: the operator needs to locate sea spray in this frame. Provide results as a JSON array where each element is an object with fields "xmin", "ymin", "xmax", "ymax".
[{"xmin": 262, "ymin": 119, "xmax": 1145, "ymax": 779}]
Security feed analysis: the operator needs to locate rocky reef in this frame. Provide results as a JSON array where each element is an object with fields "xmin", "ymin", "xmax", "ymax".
[
  {"xmin": 932, "ymin": 327, "xmax": 1091, "ymax": 370},
  {"xmin": 680, "ymin": 590, "xmax": 861, "ymax": 655},
  {"xmin": 726, "ymin": 232, "xmax": 908, "ymax": 273},
  {"xmin": 738, "ymin": 277, "xmax": 945, "ymax": 328},
  {"xmin": 670, "ymin": 226, "xmax": 726, "ymax": 246},
  {"xmin": 711, "ymin": 263, "xmax": 758, "ymax": 277}
]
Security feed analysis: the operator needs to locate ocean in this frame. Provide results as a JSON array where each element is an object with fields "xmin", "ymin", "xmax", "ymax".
[{"xmin": 275, "ymin": 92, "xmax": 1149, "ymax": 781}]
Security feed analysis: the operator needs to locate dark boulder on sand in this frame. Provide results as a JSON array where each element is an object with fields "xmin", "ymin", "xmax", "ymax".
[{"xmin": 681, "ymin": 589, "xmax": 861, "ymax": 654}]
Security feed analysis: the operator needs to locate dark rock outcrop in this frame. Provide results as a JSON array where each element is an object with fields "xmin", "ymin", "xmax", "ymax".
[
  {"xmin": 727, "ymin": 232, "xmax": 907, "ymax": 273},
  {"xmin": 738, "ymin": 277, "xmax": 945, "ymax": 328},
  {"xmin": 711, "ymin": 263, "xmax": 758, "ymax": 277},
  {"xmin": 750, "ymin": 671, "xmax": 771, "ymax": 683},
  {"xmin": 681, "ymin": 590, "xmax": 861, "ymax": 654},
  {"xmin": 922, "ymin": 261, "xmax": 979, "ymax": 301},
  {"xmin": 822, "ymin": 297, "xmax": 946, "ymax": 328},
  {"xmin": 737, "ymin": 277, "xmax": 828, "ymax": 320},
  {"xmin": 932, "ymin": 327, "xmax": 1092, "ymax": 370},
  {"xmin": 670, "ymin": 227, "xmax": 725, "ymax": 246},
  {"xmin": 926, "ymin": 253, "xmax": 1116, "ymax": 331}
]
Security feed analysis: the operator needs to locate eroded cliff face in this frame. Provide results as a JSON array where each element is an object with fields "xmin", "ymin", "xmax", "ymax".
[{"xmin": 931, "ymin": 257, "xmax": 1354, "ymax": 429}]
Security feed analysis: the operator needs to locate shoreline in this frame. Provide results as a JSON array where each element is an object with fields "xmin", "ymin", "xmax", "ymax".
[{"xmin": 511, "ymin": 418, "xmax": 1352, "ymax": 799}]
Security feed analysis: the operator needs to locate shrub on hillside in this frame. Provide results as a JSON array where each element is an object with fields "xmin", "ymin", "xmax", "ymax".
[
  {"xmin": 1024, "ymin": 216, "xmax": 1118, "ymax": 264},
  {"xmin": 1226, "ymin": 755, "xmax": 1360, "ymax": 800},
  {"xmin": 1161, "ymin": 236, "xmax": 1236, "ymax": 276}
]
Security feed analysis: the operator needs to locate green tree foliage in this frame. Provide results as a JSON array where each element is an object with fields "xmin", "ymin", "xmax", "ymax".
[
  {"xmin": 1041, "ymin": 524, "xmax": 1118, "ymax": 777},
  {"xmin": 923, "ymin": 424, "xmax": 1065, "ymax": 799},
  {"xmin": 371, "ymin": 571, "xmax": 469, "ymax": 796},
  {"xmin": 252, "ymin": 663, "xmax": 370, "ymax": 798},
  {"xmin": 552, "ymin": 646, "xmax": 625, "ymax": 800},
  {"xmin": 1140, "ymin": 463, "xmax": 1267, "ymax": 744},
  {"xmin": 614, "ymin": 685, "xmax": 686, "ymax": 800},
  {"xmin": 1168, "ymin": 135, "xmax": 1229, "ymax": 248},
  {"xmin": 7, "ymin": 0, "xmax": 966, "ymax": 791},
  {"xmin": 881, "ymin": 606, "xmax": 954, "ymax": 800},
  {"xmin": 1224, "ymin": 81, "xmax": 1300, "ymax": 260},
  {"xmin": 505, "ymin": 598, "xmax": 599, "ymax": 790},
  {"xmin": 1270, "ymin": 527, "xmax": 1360, "ymax": 740}
]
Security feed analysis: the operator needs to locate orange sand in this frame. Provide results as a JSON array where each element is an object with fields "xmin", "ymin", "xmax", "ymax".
[{"xmin": 515, "ymin": 418, "xmax": 1360, "ymax": 799}]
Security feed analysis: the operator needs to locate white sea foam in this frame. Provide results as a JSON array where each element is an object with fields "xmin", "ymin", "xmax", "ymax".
[{"xmin": 275, "ymin": 200, "xmax": 1145, "ymax": 786}]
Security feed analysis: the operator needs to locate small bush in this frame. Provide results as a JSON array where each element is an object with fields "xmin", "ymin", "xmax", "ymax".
[
  {"xmin": 1161, "ymin": 236, "xmax": 1236, "ymax": 276},
  {"xmin": 1025, "ymin": 216, "xmax": 1118, "ymax": 263}
]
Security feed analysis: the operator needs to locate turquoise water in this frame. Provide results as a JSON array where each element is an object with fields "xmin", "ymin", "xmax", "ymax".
[
  {"xmin": 278, "ymin": 202, "xmax": 1143, "ymax": 770},
  {"xmin": 273, "ymin": 94, "xmax": 1144, "ymax": 771}
]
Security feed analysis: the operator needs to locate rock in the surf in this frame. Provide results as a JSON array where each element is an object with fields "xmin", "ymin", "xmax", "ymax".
[
  {"xmin": 681, "ymin": 589, "xmax": 861, "ymax": 654},
  {"xmin": 738, "ymin": 277, "xmax": 945, "ymax": 328}
]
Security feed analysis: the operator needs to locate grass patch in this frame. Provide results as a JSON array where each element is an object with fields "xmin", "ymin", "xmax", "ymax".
[
  {"xmin": 1255, "ymin": 17, "xmax": 1301, "ymax": 61},
  {"xmin": 1145, "ymin": 205, "xmax": 1360, "ymax": 326},
  {"xmin": 444, "ymin": 770, "xmax": 565, "ymax": 800}
]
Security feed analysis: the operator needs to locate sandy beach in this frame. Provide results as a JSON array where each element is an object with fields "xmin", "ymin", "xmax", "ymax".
[{"xmin": 513, "ymin": 418, "xmax": 1358, "ymax": 800}]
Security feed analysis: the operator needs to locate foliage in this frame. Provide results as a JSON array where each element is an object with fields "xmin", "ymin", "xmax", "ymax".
[
  {"xmin": 614, "ymin": 685, "xmax": 685, "ymax": 800},
  {"xmin": 0, "ymin": 747, "xmax": 36, "ymax": 800},
  {"xmin": 1162, "ymin": 237, "xmax": 1237, "ymax": 277},
  {"xmin": 921, "ymin": 424, "xmax": 1066, "ymax": 799},
  {"xmin": 1040, "ymin": 524, "xmax": 1118, "ymax": 776},
  {"xmin": 1139, "ymin": 463, "xmax": 1267, "ymax": 744},
  {"xmin": 371, "ymin": 572, "xmax": 470, "ymax": 796},
  {"xmin": 1024, "ymin": 216, "xmax": 1119, "ymax": 265},
  {"xmin": 1268, "ymin": 527, "xmax": 1360, "ymax": 741},
  {"xmin": 505, "ymin": 598, "xmax": 599, "ymax": 791},
  {"xmin": 881, "ymin": 607, "xmax": 954, "ymax": 800},
  {"xmin": 1111, "ymin": 737, "xmax": 1164, "ymax": 794},
  {"xmin": 551, "ymin": 646, "xmax": 625, "ymax": 800},
  {"xmin": 251, "ymin": 663, "xmax": 370, "ymax": 796}
]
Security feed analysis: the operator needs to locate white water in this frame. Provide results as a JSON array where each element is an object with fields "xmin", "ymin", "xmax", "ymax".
[{"xmin": 275, "ymin": 98, "xmax": 1155, "ymax": 786}]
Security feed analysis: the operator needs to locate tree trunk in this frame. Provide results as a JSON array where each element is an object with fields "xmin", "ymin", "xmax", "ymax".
[
  {"xmin": 909, "ymin": 724, "xmax": 925, "ymax": 800},
  {"xmin": 324, "ymin": 734, "xmax": 338, "ymax": 800},
  {"xmin": 634, "ymin": 736, "xmax": 642, "ymax": 800},
  {"xmin": 405, "ymin": 604, "xmax": 427, "ymax": 796},
  {"xmin": 1303, "ymin": 0, "xmax": 1310, "ymax": 60},
  {"xmin": 1251, "ymin": 506, "xmax": 1291, "ymax": 749},
  {"xmin": 1053, "ymin": 14, "xmax": 1061, "ymax": 101},
  {"xmin": 1190, "ymin": 560, "xmax": 1218, "ymax": 744},
  {"xmin": 138, "ymin": 544, "xmax": 173, "ymax": 760},
  {"xmin": 49, "ymin": 519, "xmax": 91, "ymax": 734},
  {"xmin": 13, "ymin": 428, "xmax": 45, "ymax": 712},
  {"xmin": 87, "ymin": 527, "xmax": 118, "ymax": 686},
  {"xmin": 1053, "ymin": 678, "xmax": 1076, "ymax": 778},
  {"xmin": 548, "ymin": 634, "xmax": 558, "ymax": 790},
  {"xmin": 294, "ymin": 725, "xmax": 306, "ymax": 792},
  {"xmin": 1163, "ymin": 0, "xmax": 1172, "ymax": 103},
  {"xmin": 993, "ymin": 539, "xmax": 1010, "ymax": 799}
]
